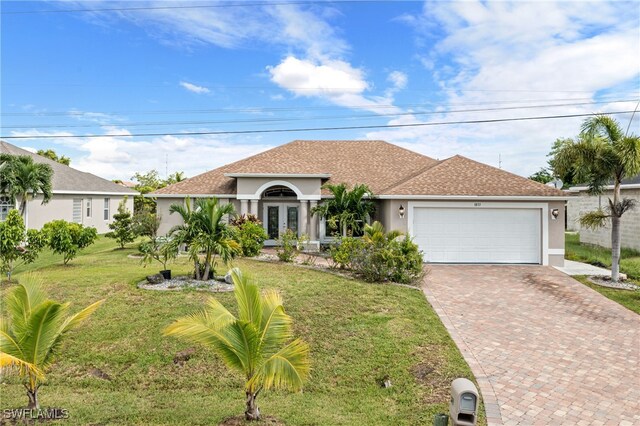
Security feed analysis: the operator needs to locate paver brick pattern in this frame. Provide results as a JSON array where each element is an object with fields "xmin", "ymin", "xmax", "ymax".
[{"xmin": 423, "ymin": 265, "xmax": 640, "ymax": 426}]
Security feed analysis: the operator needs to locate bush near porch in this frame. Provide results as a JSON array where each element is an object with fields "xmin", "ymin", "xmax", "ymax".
[{"xmin": 2, "ymin": 236, "xmax": 483, "ymax": 425}]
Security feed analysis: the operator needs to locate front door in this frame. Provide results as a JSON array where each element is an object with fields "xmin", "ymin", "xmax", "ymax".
[{"xmin": 263, "ymin": 203, "xmax": 299, "ymax": 245}]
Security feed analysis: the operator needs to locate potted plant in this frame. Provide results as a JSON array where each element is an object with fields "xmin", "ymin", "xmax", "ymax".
[{"xmin": 139, "ymin": 236, "xmax": 177, "ymax": 279}]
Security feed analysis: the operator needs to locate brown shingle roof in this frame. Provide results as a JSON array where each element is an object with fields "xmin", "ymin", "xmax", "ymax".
[
  {"xmin": 152, "ymin": 141, "xmax": 565, "ymax": 198},
  {"xmin": 382, "ymin": 155, "xmax": 566, "ymax": 197},
  {"xmin": 153, "ymin": 140, "xmax": 438, "ymax": 195}
]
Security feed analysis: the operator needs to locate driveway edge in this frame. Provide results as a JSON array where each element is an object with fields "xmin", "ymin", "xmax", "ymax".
[{"xmin": 422, "ymin": 283, "xmax": 504, "ymax": 426}]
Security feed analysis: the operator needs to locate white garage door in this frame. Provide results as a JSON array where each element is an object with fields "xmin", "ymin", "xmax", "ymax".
[{"xmin": 413, "ymin": 207, "xmax": 541, "ymax": 264}]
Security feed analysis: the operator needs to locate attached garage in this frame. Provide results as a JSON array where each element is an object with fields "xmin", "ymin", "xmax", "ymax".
[{"xmin": 410, "ymin": 203, "xmax": 544, "ymax": 264}]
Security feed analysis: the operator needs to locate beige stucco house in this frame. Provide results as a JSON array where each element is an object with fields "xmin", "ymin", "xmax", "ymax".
[
  {"xmin": 151, "ymin": 140, "xmax": 567, "ymax": 266},
  {"xmin": 1, "ymin": 141, "xmax": 137, "ymax": 233},
  {"xmin": 567, "ymin": 176, "xmax": 640, "ymax": 251}
]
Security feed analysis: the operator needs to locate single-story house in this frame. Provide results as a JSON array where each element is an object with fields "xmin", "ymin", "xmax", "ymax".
[
  {"xmin": 567, "ymin": 175, "xmax": 640, "ymax": 251},
  {"xmin": 1, "ymin": 140, "xmax": 137, "ymax": 233},
  {"xmin": 150, "ymin": 140, "xmax": 567, "ymax": 266}
]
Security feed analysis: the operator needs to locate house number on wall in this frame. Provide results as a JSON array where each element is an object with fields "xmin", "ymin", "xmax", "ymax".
[{"xmin": 474, "ymin": 202, "xmax": 482, "ymax": 207}]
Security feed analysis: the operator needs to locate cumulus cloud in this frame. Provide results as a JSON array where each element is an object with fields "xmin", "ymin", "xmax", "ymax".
[
  {"xmin": 372, "ymin": 0, "xmax": 640, "ymax": 176},
  {"xmin": 179, "ymin": 81, "xmax": 210, "ymax": 94}
]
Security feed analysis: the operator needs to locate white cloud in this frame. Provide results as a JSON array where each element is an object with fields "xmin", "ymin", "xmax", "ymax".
[
  {"xmin": 10, "ymin": 128, "xmax": 274, "ymax": 180},
  {"xmin": 179, "ymin": 81, "xmax": 210, "ymax": 94},
  {"xmin": 388, "ymin": 71, "xmax": 407, "ymax": 91},
  {"xmin": 374, "ymin": 0, "xmax": 640, "ymax": 176}
]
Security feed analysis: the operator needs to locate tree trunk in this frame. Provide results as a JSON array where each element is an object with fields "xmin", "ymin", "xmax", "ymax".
[
  {"xmin": 26, "ymin": 384, "xmax": 39, "ymax": 409},
  {"xmin": 193, "ymin": 260, "xmax": 201, "ymax": 280},
  {"xmin": 202, "ymin": 262, "xmax": 211, "ymax": 282},
  {"xmin": 245, "ymin": 392, "xmax": 260, "ymax": 421},
  {"xmin": 611, "ymin": 181, "xmax": 622, "ymax": 282}
]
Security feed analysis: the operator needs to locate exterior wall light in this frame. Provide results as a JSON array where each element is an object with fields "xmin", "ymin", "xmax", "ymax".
[
  {"xmin": 398, "ymin": 204, "xmax": 405, "ymax": 219},
  {"xmin": 551, "ymin": 208, "xmax": 559, "ymax": 220}
]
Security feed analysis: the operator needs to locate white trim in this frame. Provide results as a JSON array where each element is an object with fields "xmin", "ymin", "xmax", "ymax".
[
  {"xmin": 241, "ymin": 180, "xmax": 322, "ymax": 201},
  {"xmin": 548, "ymin": 248, "xmax": 565, "ymax": 255},
  {"xmin": 53, "ymin": 190, "xmax": 137, "ymax": 196},
  {"xmin": 147, "ymin": 193, "xmax": 237, "ymax": 199},
  {"xmin": 407, "ymin": 201, "xmax": 549, "ymax": 266},
  {"xmin": 378, "ymin": 194, "xmax": 570, "ymax": 201},
  {"xmin": 224, "ymin": 173, "xmax": 330, "ymax": 178},
  {"xmin": 569, "ymin": 184, "xmax": 640, "ymax": 191}
]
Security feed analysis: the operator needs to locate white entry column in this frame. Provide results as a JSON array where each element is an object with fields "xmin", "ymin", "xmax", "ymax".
[
  {"xmin": 249, "ymin": 199, "xmax": 258, "ymax": 216},
  {"xmin": 299, "ymin": 200, "xmax": 308, "ymax": 236},
  {"xmin": 309, "ymin": 200, "xmax": 318, "ymax": 241},
  {"xmin": 239, "ymin": 199, "xmax": 249, "ymax": 216}
]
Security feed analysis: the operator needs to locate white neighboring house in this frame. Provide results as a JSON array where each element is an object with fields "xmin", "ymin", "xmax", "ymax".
[
  {"xmin": 1, "ymin": 140, "xmax": 137, "ymax": 233},
  {"xmin": 567, "ymin": 175, "xmax": 640, "ymax": 251}
]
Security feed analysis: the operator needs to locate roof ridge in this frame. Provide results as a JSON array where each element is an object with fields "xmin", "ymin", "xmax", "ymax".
[{"xmin": 379, "ymin": 155, "xmax": 456, "ymax": 194}]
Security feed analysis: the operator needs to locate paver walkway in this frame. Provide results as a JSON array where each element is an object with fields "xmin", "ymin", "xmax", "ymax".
[{"xmin": 422, "ymin": 265, "xmax": 640, "ymax": 426}]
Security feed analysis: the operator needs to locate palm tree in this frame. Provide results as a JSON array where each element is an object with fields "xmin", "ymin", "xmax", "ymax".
[
  {"xmin": 0, "ymin": 155, "xmax": 53, "ymax": 228},
  {"xmin": 552, "ymin": 115, "xmax": 640, "ymax": 281},
  {"xmin": 169, "ymin": 198, "xmax": 240, "ymax": 280},
  {"xmin": 164, "ymin": 268, "xmax": 310, "ymax": 421},
  {"xmin": 363, "ymin": 221, "xmax": 402, "ymax": 245},
  {"xmin": 0, "ymin": 275, "xmax": 104, "ymax": 408},
  {"xmin": 312, "ymin": 183, "xmax": 375, "ymax": 237}
]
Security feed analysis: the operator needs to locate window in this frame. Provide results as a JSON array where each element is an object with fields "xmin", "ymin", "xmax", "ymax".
[
  {"xmin": 73, "ymin": 199, "xmax": 82, "ymax": 223},
  {"xmin": 86, "ymin": 198, "xmax": 92, "ymax": 218},
  {"xmin": 0, "ymin": 196, "xmax": 14, "ymax": 221},
  {"xmin": 103, "ymin": 198, "xmax": 110, "ymax": 220}
]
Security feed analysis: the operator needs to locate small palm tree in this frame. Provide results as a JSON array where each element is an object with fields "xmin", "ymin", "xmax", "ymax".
[
  {"xmin": 0, "ymin": 275, "xmax": 104, "ymax": 408},
  {"xmin": 552, "ymin": 115, "xmax": 640, "ymax": 281},
  {"xmin": 0, "ymin": 155, "xmax": 53, "ymax": 228},
  {"xmin": 363, "ymin": 221, "xmax": 403, "ymax": 245},
  {"xmin": 312, "ymin": 183, "xmax": 375, "ymax": 236},
  {"xmin": 169, "ymin": 198, "xmax": 240, "ymax": 280},
  {"xmin": 164, "ymin": 268, "xmax": 310, "ymax": 421}
]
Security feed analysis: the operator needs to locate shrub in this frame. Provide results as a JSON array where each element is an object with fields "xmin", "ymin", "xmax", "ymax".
[
  {"xmin": 230, "ymin": 214, "xmax": 268, "ymax": 257},
  {"xmin": 133, "ymin": 205, "xmax": 161, "ymax": 240},
  {"xmin": 139, "ymin": 236, "xmax": 177, "ymax": 271},
  {"xmin": 105, "ymin": 197, "xmax": 137, "ymax": 248},
  {"xmin": 329, "ymin": 236, "xmax": 365, "ymax": 269},
  {"xmin": 0, "ymin": 210, "xmax": 47, "ymax": 280},
  {"xmin": 276, "ymin": 229, "xmax": 298, "ymax": 262},
  {"xmin": 334, "ymin": 221, "xmax": 424, "ymax": 284},
  {"xmin": 43, "ymin": 220, "xmax": 98, "ymax": 265}
]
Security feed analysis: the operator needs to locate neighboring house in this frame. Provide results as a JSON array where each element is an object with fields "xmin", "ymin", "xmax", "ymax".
[
  {"xmin": 1, "ymin": 140, "xmax": 137, "ymax": 233},
  {"xmin": 150, "ymin": 140, "xmax": 567, "ymax": 266},
  {"xmin": 567, "ymin": 175, "xmax": 640, "ymax": 251}
]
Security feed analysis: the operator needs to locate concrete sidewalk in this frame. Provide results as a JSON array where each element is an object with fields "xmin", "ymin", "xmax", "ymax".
[{"xmin": 553, "ymin": 259, "xmax": 612, "ymax": 276}]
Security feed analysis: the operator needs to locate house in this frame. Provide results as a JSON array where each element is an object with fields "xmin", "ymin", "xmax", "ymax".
[
  {"xmin": 150, "ymin": 140, "xmax": 567, "ymax": 266},
  {"xmin": 567, "ymin": 175, "xmax": 640, "ymax": 251},
  {"xmin": 0, "ymin": 140, "xmax": 137, "ymax": 233}
]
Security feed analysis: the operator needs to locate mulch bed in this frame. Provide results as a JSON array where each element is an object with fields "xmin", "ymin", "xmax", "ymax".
[{"xmin": 137, "ymin": 276, "xmax": 234, "ymax": 292}]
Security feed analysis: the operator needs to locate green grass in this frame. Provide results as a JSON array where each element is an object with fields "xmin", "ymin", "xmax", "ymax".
[
  {"xmin": 572, "ymin": 276, "xmax": 640, "ymax": 315},
  {"xmin": 1, "ymin": 237, "xmax": 483, "ymax": 425},
  {"xmin": 565, "ymin": 233, "xmax": 640, "ymax": 281}
]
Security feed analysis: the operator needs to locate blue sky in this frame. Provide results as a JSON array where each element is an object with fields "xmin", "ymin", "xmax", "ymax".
[{"xmin": 2, "ymin": 1, "xmax": 639, "ymax": 181}]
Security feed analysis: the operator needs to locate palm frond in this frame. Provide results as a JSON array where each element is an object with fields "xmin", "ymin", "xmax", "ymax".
[
  {"xmin": 21, "ymin": 301, "xmax": 67, "ymax": 365},
  {"xmin": 579, "ymin": 209, "xmax": 610, "ymax": 230},
  {"xmin": 249, "ymin": 338, "xmax": 310, "ymax": 392},
  {"xmin": 0, "ymin": 352, "xmax": 45, "ymax": 379},
  {"xmin": 6, "ymin": 275, "xmax": 48, "ymax": 339},
  {"xmin": 231, "ymin": 268, "xmax": 262, "ymax": 329},
  {"xmin": 59, "ymin": 299, "xmax": 105, "ymax": 334},
  {"xmin": 259, "ymin": 289, "xmax": 292, "ymax": 353},
  {"xmin": 617, "ymin": 136, "xmax": 640, "ymax": 178},
  {"xmin": 581, "ymin": 114, "xmax": 624, "ymax": 144}
]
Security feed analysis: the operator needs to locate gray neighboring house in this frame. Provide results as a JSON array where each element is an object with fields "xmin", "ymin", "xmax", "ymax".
[
  {"xmin": 151, "ymin": 140, "xmax": 567, "ymax": 266},
  {"xmin": 1, "ymin": 140, "xmax": 137, "ymax": 233},
  {"xmin": 567, "ymin": 175, "xmax": 640, "ymax": 251}
]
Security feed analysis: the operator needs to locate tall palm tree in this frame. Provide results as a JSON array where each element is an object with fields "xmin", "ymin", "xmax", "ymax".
[
  {"xmin": 169, "ymin": 198, "xmax": 240, "ymax": 280},
  {"xmin": 312, "ymin": 183, "xmax": 375, "ymax": 237},
  {"xmin": 0, "ymin": 275, "xmax": 104, "ymax": 408},
  {"xmin": 164, "ymin": 268, "xmax": 310, "ymax": 421},
  {"xmin": 552, "ymin": 115, "xmax": 640, "ymax": 281},
  {"xmin": 0, "ymin": 155, "xmax": 53, "ymax": 228}
]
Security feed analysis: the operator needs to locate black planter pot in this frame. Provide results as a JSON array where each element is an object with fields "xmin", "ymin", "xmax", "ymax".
[{"xmin": 160, "ymin": 270, "xmax": 171, "ymax": 280}]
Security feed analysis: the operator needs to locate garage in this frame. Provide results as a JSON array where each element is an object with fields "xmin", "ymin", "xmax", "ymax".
[{"xmin": 412, "ymin": 206, "xmax": 542, "ymax": 264}]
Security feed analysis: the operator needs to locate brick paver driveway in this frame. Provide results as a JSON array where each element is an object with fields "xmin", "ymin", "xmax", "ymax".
[{"xmin": 423, "ymin": 265, "xmax": 640, "ymax": 426}]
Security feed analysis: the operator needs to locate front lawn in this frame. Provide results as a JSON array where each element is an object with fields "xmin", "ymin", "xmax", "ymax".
[
  {"xmin": 2, "ymin": 237, "xmax": 482, "ymax": 425},
  {"xmin": 572, "ymin": 276, "xmax": 640, "ymax": 315},
  {"xmin": 565, "ymin": 232, "xmax": 640, "ymax": 281}
]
